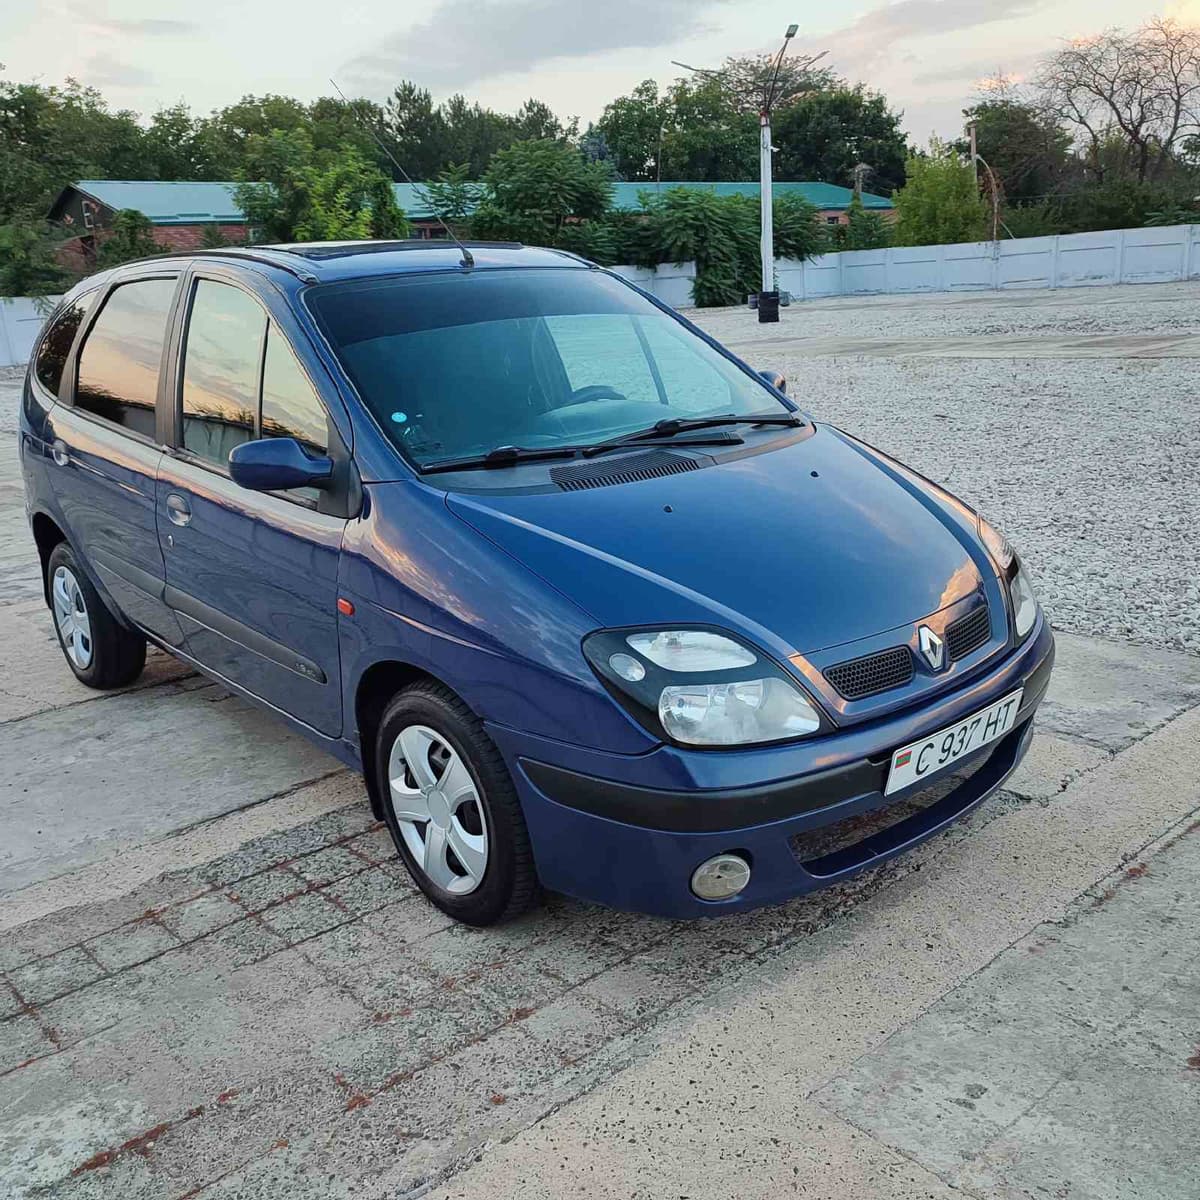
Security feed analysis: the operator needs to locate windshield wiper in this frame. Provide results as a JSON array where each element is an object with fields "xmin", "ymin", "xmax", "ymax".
[
  {"xmin": 420, "ymin": 433, "xmax": 746, "ymax": 475},
  {"xmin": 420, "ymin": 445, "xmax": 582, "ymax": 475},
  {"xmin": 580, "ymin": 412, "xmax": 803, "ymax": 457}
]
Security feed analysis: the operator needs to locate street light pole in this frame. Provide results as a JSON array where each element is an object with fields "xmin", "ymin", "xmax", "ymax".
[
  {"xmin": 755, "ymin": 23, "xmax": 798, "ymax": 323},
  {"xmin": 759, "ymin": 109, "xmax": 774, "ymax": 296}
]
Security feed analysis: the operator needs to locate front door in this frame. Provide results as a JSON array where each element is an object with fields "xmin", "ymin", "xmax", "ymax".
[{"xmin": 156, "ymin": 274, "xmax": 345, "ymax": 736}]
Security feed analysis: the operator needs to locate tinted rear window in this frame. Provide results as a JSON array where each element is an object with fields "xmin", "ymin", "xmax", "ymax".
[{"xmin": 76, "ymin": 278, "xmax": 177, "ymax": 438}]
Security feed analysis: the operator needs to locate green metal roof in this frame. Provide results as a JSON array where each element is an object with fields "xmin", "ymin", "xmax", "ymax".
[
  {"xmin": 70, "ymin": 180, "xmax": 245, "ymax": 224},
  {"xmin": 61, "ymin": 177, "xmax": 891, "ymax": 228}
]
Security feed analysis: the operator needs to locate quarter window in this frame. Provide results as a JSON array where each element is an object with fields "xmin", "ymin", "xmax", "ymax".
[
  {"xmin": 76, "ymin": 278, "xmax": 177, "ymax": 438},
  {"xmin": 261, "ymin": 327, "xmax": 327, "ymax": 456},
  {"xmin": 35, "ymin": 291, "xmax": 96, "ymax": 396},
  {"xmin": 181, "ymin": 280, "xmax": 267, "ymax": 467}
]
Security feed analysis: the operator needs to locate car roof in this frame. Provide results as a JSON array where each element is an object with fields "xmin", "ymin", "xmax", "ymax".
[{"xmin": 181, "ymin": 240, "xmax": 592, "ymax": 283}]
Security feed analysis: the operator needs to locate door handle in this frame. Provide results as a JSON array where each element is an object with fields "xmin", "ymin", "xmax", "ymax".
[
  {"xmin": 165, "ymin": 493, "xmax": 192, "ymax": 527},
  {"xmin": 51, "ymin": 440, "xmax": 70, "ymax": 468}
]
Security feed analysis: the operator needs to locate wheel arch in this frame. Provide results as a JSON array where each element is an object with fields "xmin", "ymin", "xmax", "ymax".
[
  {"xmin": 355, "ymin": 659, "xmax": 467, "ymax": 818},
  {"xmin": 31, "ymin": 510, "xmax": 67, "ymax": 607}
]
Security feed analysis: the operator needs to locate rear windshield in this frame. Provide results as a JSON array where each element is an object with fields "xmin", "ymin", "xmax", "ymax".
[{"xmin": 308, "ymin": 268, "xmax": 787, "ymax": 467}]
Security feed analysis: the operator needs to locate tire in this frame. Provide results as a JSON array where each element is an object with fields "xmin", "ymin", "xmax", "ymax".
[
  {"xmin": 46, "ymin": 542, "xmax": 146, "ymax": 690},
  {"xmin": 375, "ymin": 680, "xmax": 538, "ymax": 926}
]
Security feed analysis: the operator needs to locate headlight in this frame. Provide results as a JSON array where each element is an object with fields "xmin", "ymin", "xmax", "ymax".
[
  {"xmin": 1010, "ymin": 563, "xmax": 1038, "ymax": 639},
  {"xmin": 978, "ymin": 516, "xmax": 1039, "ymax": 642},
  {"xmin": 583, "ymin": 627, "xmax": 824, "ymax": 748}
]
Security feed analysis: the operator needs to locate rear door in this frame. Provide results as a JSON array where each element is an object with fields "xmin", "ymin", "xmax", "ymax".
[
  {"xmin": 44, "ymin": 273, "xmax": 184, "ymax": 642},
  {"xmin": 155, "ymin": 270, "xmax": 346, "ymax": 735}
]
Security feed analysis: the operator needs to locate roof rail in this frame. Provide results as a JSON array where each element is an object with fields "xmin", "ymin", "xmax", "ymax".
[{"xmin": 184, "ymin": 247, "xmax": 320, "ymax": 283}]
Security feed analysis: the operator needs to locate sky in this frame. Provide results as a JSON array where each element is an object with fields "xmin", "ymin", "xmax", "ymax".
[{"xmin": 2, "ymin": 0, "xmax": 1193, "ymax": 149}]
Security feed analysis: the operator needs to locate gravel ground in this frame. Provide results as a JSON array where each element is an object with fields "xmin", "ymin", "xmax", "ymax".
[{"xmin": 690, "ymin": 284, "xmax": 1200, "ymax": 655}]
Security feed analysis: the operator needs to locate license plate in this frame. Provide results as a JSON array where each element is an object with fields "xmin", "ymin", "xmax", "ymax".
[{"xmin": 884, "ymin": 690, "xmax": 1023, "ymax": 796}]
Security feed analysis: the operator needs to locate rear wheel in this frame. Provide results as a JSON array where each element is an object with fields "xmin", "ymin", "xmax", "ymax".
[
  {"xmin": 47, "ymin": 543, "xmax": 146, "ymax": 689},
  {"xmin": 375, "ymin": 680, "xmax": 538, "ymax": 926}
]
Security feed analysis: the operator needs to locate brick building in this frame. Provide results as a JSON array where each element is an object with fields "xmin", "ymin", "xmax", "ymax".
[{"xmin": 48, "ymin": 178, "xmax": 894, "ymax": 264}]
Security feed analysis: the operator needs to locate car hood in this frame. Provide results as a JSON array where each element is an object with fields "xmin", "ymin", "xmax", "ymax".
[{"xmin": 446, "ymin": 425, "xmax": 984, "ymax": 658}]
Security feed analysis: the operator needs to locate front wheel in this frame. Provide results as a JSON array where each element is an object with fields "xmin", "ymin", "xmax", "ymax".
[
  {"xmin": 375, "ymin": 681, "xmax": 538, "ymax": 926},
  {"xmin": 46, "ymin": 543, "xmax": 146, "ymax": 689}
]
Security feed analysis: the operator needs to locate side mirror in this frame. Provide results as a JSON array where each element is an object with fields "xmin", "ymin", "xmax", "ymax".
[
  {"xmin": 758, "ymin": 369, "xmax": 787, "ymax": 395},
  {"xmin": 228, "ymin": 437, "xmax": 334, "ymax": 493}
]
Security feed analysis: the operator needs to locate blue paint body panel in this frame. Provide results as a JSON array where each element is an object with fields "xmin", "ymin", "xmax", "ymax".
[{"xmin": 18, "ymin": 242, "xmax": 1055, "ymax": 918}]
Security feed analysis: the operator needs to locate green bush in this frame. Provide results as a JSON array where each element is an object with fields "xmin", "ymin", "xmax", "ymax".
[
  {"xmin": 633, "ymin": 188, "xmax": 827, "ymax": 307},
  {"xmin": 894, "ymin": 145, "xmax": 989, "ymax": 246},
  {"xmin": 95, "ymin": 208, "xmax": 161, "ymax": 269}
]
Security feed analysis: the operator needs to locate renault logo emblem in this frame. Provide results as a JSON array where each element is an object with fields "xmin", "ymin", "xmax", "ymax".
[{"xmin": 918, "ymin": 626, "xmax": 945, "ymax": 671}]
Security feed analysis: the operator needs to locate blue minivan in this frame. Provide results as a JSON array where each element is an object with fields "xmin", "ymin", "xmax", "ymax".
[{"xmin": 20, "ymin": 241, "xmax": 1054, "ymax": 925}]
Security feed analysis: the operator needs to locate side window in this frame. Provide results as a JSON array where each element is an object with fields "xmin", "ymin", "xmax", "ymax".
[
  {"xmin": 637, "ymin": 317, "xmax": 733, "ymax": 414},
  {"xmin": 261, "ymin": 326, "xmax": 329, "ymax": 504},
  {"xmin": 544, "ymin": 314, "xmax": 659, "ymax": 406},
  {"xmin": 35, "ymin": 291, "xmax": 96, "ymax": 396},
  {"xmin": 180, "ymin": 280, "xmax": 267, "ymax": 468},
  {"xmin": 76, "ymin": 279, "xmax": 177, "ymax": 438}
]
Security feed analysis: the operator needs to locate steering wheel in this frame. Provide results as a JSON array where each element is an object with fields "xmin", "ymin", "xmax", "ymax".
[{"xmin": 566, "ymin": 384, "xmax": 628, "ymax": 405}]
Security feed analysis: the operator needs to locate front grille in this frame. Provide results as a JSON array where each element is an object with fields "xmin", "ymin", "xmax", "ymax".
[
  {"xmin": 824, "ymin": 645, "xmax": 914, "ymax": 701},
  {"xmin": 946, "ymin": 604, "xmax": 991, "ymax": 661},
  {"xmin": 550, "ymin": 451, "xmax": 700, "ymax": 492}
]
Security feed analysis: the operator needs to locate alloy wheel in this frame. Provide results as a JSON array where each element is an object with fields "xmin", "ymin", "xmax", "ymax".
[
  {"xmin": 387, "ymin": 724, "xmax": 488, "ymax": 894},
  {"xmin": 52, "ymin": 565, "xmax": 93, "ymax": 670}
]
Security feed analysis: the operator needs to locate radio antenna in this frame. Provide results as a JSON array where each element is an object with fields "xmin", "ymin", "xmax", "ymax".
[{"xmin": 328, "ymin": 78, "xmax": 474, "ymax": 268}]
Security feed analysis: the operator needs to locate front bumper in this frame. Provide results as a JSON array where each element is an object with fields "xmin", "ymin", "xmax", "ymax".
[{"xmin": 489, "ymin": 619, "xmax": 1055, "ymax": 919}]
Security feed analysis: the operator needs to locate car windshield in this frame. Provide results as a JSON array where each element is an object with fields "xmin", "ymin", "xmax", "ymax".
[{"xmin": 308, "ymin": 267, "xmax": 791, "ymax": 468}]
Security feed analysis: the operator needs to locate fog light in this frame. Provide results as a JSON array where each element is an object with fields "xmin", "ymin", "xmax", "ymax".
[{"xmin": 690, "ymin": 853, "xmax": 751, "ymax": 901}]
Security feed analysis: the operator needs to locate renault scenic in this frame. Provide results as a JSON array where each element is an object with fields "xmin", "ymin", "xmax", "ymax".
[{"xmin": 19, "ymin": 241, "xmax": 1054, "ymax": 925}]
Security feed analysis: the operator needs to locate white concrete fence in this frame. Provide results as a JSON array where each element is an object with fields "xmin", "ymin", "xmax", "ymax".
[
  {"xmin": 0, "ymin": 297, "xmax": 59, "ymax": 370},
  {"xmin": 3, "ymin": 222, "xmax": 1197, "ymax": 366},
  {"xmin": 614, "ymin": 222, "xmax": 1200, "ymax": 308}
]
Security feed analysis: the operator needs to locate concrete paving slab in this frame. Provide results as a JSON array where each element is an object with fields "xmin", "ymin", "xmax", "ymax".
[
  {"xmin": 1039, "ymin": 630, "xmax": 1200, "ymax": 749},
  {"xmin": 0, "ymin": 596, "xmax": 192, "ymax": 724},
  {"xmin": 817, "ymin": 823, "xmax": 1200, "ymax": 1198},
  {"xmin": 0, "ymin": 676, "xmax": 344, "ymax": 894}
]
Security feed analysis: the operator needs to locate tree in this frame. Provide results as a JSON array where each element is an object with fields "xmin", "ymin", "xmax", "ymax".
[
  {"xmin": 705, "ymin": 53, "xmax": 838, "ymax": 115},
  {"xmin": 234, "ymin": 129, "xmax": 408, "ymax": 243},
  {"xmin": 419, "ymin": 162, "xmax": 484, "ymax": 229},
  {"xmin": 0, "ymin": 75, "xmax": 153, "ymax": 221},
  {"xmin": 842, "ymin": 193, "xmax": 892, "ymax": 249},
  {"xmin": 1034, "ymin": 19, "xmax": 1200, "ymax": 183},
  {"xmin": 95, "ymin": 209, "xmax": 162, "ymax": 269},
  {"xmin": 594, "ymin": 80, "xmax": 669, "ymax": 180},
  {"xmin": 482, "ymin": 139, "xmax": 611, "ymax": 226},
  {"xmin": 959, "ymin": 85, "xmax": 1073, "ymax": 206},
  {"xmin": 469, "ymin": 139, "xmax": 615, "ymax": 260},
  {"xmin": 0, "ymin": 214, "xmax": 67, "ymax": 296},
  {"xmin": 893, "ymin": 144, "xmax": 989, "ymax": 246},
  {"xmin": 773, "ymin": 85, "xmax": 908, "ymax": 192}
]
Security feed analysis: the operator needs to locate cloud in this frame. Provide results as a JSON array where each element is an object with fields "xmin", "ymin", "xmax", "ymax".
[
  {"xmin": 59, "ymin": 4, "xmax": 196, "ymax": 35},
  {"xmin": 82, "ymin": 52, "xmax": 157, "ymax": 88},
  {"xmin": 342, "ymin": 0, "xmax": 729, "ymax": 92},
  {"xmin": 912, "ymin": 52, "xmax": 1039, "ymax": 87},
  {"xmin": 816, "ymin": 0, "xmax": 1048, "ymax": 74}
]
